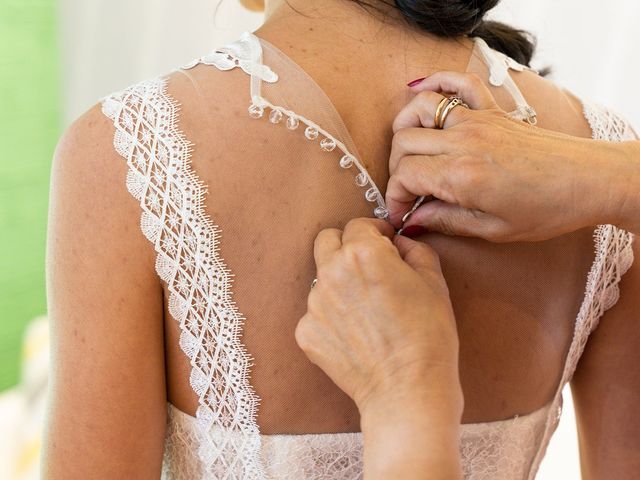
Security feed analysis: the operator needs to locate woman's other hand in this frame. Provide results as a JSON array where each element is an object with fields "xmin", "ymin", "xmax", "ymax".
[
  {"xmin": 296, "ymin": 218, "xmax": 463, "ymax": 479},
  {"xmin": 386, "ymin": 71, "xmax": 640, "ymax": 241},
  {"xmin": 296, "ymin": 217, "xmax": 460, "ymax": 413}
]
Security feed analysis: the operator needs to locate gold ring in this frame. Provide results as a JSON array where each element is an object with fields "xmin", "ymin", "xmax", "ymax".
[
  {"xmin": 433, "ymin": 96, "xmax": 450, "ymax": 130},
  {"xmin": 435, "ymin": 97, "xmax": 469, "ymax": 129}
]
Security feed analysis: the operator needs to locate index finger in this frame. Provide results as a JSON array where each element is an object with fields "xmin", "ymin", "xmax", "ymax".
[
  {"xmin": 392, "ymin": 90, "xmax": 472, "ymax": 133},
  {"xmin": 385, "ymin": 155, "xmax": 456, "ymax": 227},
  {"xmin": 340, "ymin": 217, "xmax": 396, "ymax": 246},
  {"xmin": 410, "ymin": 71, "xmax": 500, "ymax": 111}
]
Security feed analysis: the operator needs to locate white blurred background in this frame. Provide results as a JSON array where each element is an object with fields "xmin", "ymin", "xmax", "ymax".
[
  {"xmin": 4, "ymin": 0, "xmax": 639, "ymax": 478},
  {"xmin": 60, "ymin": 0, "xmax": 640, "ymax": 126}
]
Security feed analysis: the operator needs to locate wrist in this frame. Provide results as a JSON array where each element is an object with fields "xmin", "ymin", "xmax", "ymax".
[
  {"xmin": 598, "ymin": 141, "xmax": 640, "ymax": 233},
  {"xmin": 565, "ymin": 138, "xmax": 639, "ymax": 232},
  {"xmin": 615, "ymin": 141, "xmax": 640, "ymax": 234},
  {"xmin": 357, "ymin": 363, "xmax": 464, "ymax": 424},
  {"xmin": 360, "ymin": 388, "xmax": 463, "ymax": 480}
]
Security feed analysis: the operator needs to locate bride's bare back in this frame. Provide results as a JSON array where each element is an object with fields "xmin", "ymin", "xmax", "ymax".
[
  {"xmin": 44, "ymin": 4, "xmax": 640, "ymax": 479},
  {"xmin": 161, "ymin": 22, "xmax": 597, "ymax": 431}
]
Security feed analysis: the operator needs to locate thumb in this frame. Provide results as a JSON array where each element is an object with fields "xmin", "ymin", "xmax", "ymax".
[
  {"xmin": 393, "ymin": 235, "xmax": 443, "ymax": 279},
  {"xmin": 405, "ymin": 200, "xmax": 507, "ymax": 241}
]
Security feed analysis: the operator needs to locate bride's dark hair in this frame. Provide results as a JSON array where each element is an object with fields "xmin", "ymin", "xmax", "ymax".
[{"xmin": 350, "ymin": 0, "xmax": 537, "ymax": 66}]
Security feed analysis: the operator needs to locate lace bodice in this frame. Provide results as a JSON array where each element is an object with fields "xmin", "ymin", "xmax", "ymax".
[
  {"xmin": 163, "ymin": 401, "xmax": 549, "ymax": 479},
  {"xmin": 100, "ymin": 32, "xmax": 636, "ymax": 479}
]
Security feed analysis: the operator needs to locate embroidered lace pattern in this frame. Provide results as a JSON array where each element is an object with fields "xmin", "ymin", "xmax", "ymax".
[
  {"xmin": 101, "ymin": 78, "xmax": 266, "ymax": 478},
  {"xmin": 101, "ymin": 33, "xmax": 636, "ymax": 480}
]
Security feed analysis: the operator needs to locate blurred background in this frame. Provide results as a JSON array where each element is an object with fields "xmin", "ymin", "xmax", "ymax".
[{"xmin": 1, "ymin": 0, "xmax": 638, "ymax": 478}]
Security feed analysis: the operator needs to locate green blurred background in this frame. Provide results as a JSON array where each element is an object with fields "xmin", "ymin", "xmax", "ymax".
[{"xmin": 0, "ymin": 0, "xmax": 60, "ymax": 391}]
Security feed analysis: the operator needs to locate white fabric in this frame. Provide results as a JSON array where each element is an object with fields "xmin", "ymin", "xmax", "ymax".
[{"xmin": 100, "ymin": 32, "xmax": 636, "ymax": 479}]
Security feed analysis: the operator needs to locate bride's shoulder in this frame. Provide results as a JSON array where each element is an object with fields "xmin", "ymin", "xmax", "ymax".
[
  {"xmin": 509, "ymin": 69, "xmax": 595, "ymax": 138},
  {"xmin": 512, "ymin": 69, "xmax": 637, "ymax": 143},
  {"xmin": 60, "ymin": 45, "xmax": 252, "ymax": 169}
]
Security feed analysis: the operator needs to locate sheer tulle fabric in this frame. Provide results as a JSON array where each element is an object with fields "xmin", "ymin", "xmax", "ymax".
[{"xmin": 100, "ymin": 32, "xmax": 636, "ymax": 479}]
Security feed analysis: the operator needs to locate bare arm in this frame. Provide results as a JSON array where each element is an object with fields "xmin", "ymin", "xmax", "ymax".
[
  {"xmin": 42, "ymin": 105, "xmax": 167, "ymax": 478},
  {"xmin": 571, "ymin": 240, "xmax": 640, "ymax": 479}
]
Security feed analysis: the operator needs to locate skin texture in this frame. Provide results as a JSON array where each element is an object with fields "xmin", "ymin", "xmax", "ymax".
[
  {"xmin": 571, "ymin": 247, "xmax": 640, "ymax": 479},
  {"xmin": 43, "ymin": 0, "xmax": 640, "ymax": 478},
  {"xmin": 296, "ymin": 217, "xmax": 463, "ymax": 478},
  {"xmin": 43, "ymin": 106, "xmax": 167, "ymax": 478},
  {"xmin": 387, "ymin": 71, "xmax": 640, "ymax": 239}
]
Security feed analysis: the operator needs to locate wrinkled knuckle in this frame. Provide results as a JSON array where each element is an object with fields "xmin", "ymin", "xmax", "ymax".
[
  {"xmin": 344, "ymin": 240, "xmax": 378, "ymax": 263},
  {"xmin": 392, "ymin": 129, "xmax": 410, "ymax": 151},
  {"xmin": 346, "ymin": 217, "xmax": 370, "ymax": 231},
  {"xmin": 435, "ymin": 214, "xmax": 459, "ymax": 237}
]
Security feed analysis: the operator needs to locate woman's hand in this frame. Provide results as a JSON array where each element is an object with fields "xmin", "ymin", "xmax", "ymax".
[
  {"xmin": 296, "ymin": 217, "xmax": 463, "ymax": 479},
  {"xmin": 296, "ymin": 217, "xmax": 460, "ymax": 413},
  {"xmin": 386, "ymin": 71, "xmax": 640, "ymax": 241}
]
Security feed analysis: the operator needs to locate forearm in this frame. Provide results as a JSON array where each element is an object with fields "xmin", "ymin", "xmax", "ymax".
[
  {"xmin": 359, "ymin": 377, "xmax": 464, "ymax": 480},
  {"xmin": 558, "ymin": 137, "xmax": 640, "ymax": 235}
]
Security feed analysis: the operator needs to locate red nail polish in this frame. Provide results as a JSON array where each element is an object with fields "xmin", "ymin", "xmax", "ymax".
[
  {"xmin": 401, "ymin": 225, "xmax": 427, "ymax": 238},
  {"xmin": 407, "ymin": 77, "xmax": 426, "ymax": 87}
]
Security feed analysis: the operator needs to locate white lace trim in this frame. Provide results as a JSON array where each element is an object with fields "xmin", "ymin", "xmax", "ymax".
[
  {"xmin": 525, "ymin": 100, "xmax": 636, "ymax": 478},
  {"xmin": 101, "ymin": 78, "xmax": 266, "ymax": 479},
  {"xmin": 472, "ymin": 37, "xmax": 538, "ymax": 126}
]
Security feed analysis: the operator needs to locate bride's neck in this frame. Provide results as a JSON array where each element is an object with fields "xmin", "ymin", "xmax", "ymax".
[
  {"xmin": 261, "ymin": 0, "xmax": 421, "ymax": 47},
  {"xmin": 257, "ymin": 0, "xmax": 472, "ymax": 87}
]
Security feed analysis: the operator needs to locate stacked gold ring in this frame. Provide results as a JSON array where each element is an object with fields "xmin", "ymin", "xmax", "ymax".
[{"xmin": 434, "ymin": 96, "xmax": 469, "ymax": 129}]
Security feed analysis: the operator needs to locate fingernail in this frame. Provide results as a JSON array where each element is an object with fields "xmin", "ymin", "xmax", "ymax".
[
  {"xmin": 407, "ymin": 77, "xmax": 426, "ymax": 87},
  {"xmin": 401, "ymin": 225, "xmax": 427, "ymax": 238}
]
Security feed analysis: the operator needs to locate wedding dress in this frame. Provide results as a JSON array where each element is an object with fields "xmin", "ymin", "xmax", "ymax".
[{"xmin": 100, "ymin": 31, "xmax": 636, "ymax": 479}]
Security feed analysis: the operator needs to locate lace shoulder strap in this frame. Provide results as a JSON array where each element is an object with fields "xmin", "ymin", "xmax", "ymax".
[
  {"xmin": 526, "ymin": 103, "xmax": 636, "ymax": 478},
  {"xmin": 101, "ymin": 76, "xmax": 266, "ymax": 478},
  {"xmin": 583, "ymin": 100, "xmax": 639, "ymax": 142},
  {"xmin": 472, "ymin": 37, "xmax": 538, "ymax": 125},
  {"xmin": 101, "ymin": 29, "xmax": 402, "ymax": 477}
]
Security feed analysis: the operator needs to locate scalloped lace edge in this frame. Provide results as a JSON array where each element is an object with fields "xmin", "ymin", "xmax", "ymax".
[
  {"xmin": 526, "ymin": 100, "xmax": 636, "ymax": 478},
  {"xmin": 101, "ymin": 76, "xmax": 266, "ymax": 479}
]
